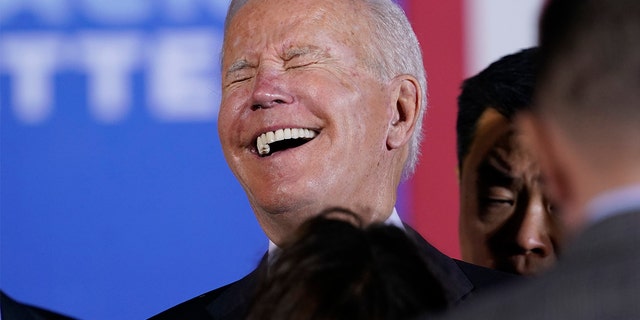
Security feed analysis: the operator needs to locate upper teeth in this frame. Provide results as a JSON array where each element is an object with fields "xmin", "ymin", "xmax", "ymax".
[{"xmin": 256, "ymin": 128, "xmax": 317, "ymax": 155}]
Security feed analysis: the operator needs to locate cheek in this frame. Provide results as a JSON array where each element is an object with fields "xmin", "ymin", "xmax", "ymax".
[
  {"xmin": 217, "ymin": 105, "xmax": 234, "ymax": 144},
  {"xmin": 219, "ymin": 90, "xmax": 250, "ymax": 135},
  {"xmin": 461, "ymin": 191, "xmax": 504, "ymax": 239},
  {"xmin": 459, "ymin": 174, "xmax": 479, "ymax": 219},
  {"xmin": 461, "ymin": 211, "xmax": 488, "ymax": 243},
  {"xmin": 346, "ymin": 108, "xmax": 388, "ymax": 154},
  {"xmin": 355, "ymin": 89, "xmax": 391, "ymax": 133},
  {"xmin": 460, "ymin": 192, "xmax": 484, "ymax": 240},
  {"xmin": 313, "ymin": 79, "xmax": 381, "ymax": 134}
]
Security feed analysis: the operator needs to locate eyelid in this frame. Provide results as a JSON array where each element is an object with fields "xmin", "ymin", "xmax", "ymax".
[
  {"xmin": 225, "ymin": 63, "xmax": 255, "ymax": 85},
  {"xmin": 225, "ymin": 71, "xmax": 252, "ymax": 84},
  {"xmin": 486, "ymin": 197, "xmax": 514, "ymax": 205},
  {"xmin": 285, "ymin": 59, "xmax": 316, "ymax": 69},
  {"xmin": 483, "ymin": 187, "xmax": 515, "ymax": 204},
  {"xmin": 228, "ymin": 76, "xmax": 251, "ymax": 85},
  {"xmin": 487, "ymin": 186, "xmax": 513, "ymax": 195},
  {"xmin": 284, "ymin": 52, "xmax": 320, "ymax": 68}
]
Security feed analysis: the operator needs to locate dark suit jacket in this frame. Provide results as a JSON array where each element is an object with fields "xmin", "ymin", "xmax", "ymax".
[
  {"xmin": 434, "ymin": 210, "xmax": 640, "ymax": 320},
  {"xmin": 1, "ymin": 291, "xmax": 75, "ymax": 320},
  {"xmin": 150, "ymin": 225, "xmax": 516, "ymax": 319}
]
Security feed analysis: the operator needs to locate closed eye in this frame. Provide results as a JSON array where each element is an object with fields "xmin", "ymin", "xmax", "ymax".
[
  {"xmin": 481, "ymin": 186, "xmax": 515, "ymax": 208},
  {"xmin": 282, "ymin": 45, "xmax": 327, "ymax": 70},
  {"xmin": 484, "ymin": 197, "xmax": 514, "ymax": 206},
  {"xmin": 285, "ymin": 59, "xmax": 317, "ymax": 70},
  {"xmin": 225, "ymin": 59, "xmax": 256, "ymax": 86},
  {"xmin": 479, "ymin": 195, "xmax": 515, "ymax": 223},
  {"xmin": 229, "ymin": 75, "xmax": 252, "ymax": 84},
  {"xmin": 225, "ymin": 70, "xmax": 255, "ymax": 87}
]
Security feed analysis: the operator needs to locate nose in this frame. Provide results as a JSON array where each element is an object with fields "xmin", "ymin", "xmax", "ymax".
[
  {"xmin": 516, "ymin": 197, "xmax": 554, "ymax": 257},
  {"xmin": 250, "ymin": 68, "xmax": 294, "ymax": 110}
]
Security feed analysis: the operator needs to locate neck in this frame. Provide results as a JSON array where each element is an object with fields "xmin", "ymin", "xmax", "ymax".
[
  {"xmin": 256, "ymin": 197, "xmax": 398, "ymax": 246},
  {"xmin": 267, "ymin": 207, "xmax": 403, "ymax": 256}
]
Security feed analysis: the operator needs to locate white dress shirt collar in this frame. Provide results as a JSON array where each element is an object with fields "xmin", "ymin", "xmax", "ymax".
[
  {"xmin": 586, "ymin": 183, "xmax": 640, "ymax": 225},
  {"xmin": 268, "ymin": 207, "xmax": 405, "ymax": 257}
]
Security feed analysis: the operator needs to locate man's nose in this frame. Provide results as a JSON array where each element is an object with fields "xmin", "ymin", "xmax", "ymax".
[
  {"xmin": 250, "ymin": 68, "xmax": 294, "ymax": 110},
  {"xmin": 516, "ymin": 199, "xmax": 554, "ymax": 257}
]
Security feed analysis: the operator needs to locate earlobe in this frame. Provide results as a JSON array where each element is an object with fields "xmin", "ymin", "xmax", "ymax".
[{"xmin": 387, "ymin": 75, "xmax": 421, "ymax": 150}]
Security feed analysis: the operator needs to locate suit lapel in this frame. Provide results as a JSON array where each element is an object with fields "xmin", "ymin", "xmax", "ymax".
[
  {"xmin": 204, "ymin": 226, "xmax": 481, "ymax": 318},
  {"xmin": 205, "ymin": 254, "xmax": 268, "ymax": 319},
  {"xmin": 404, "ymin": 224, "xmax": 475, "ymax": 305}
]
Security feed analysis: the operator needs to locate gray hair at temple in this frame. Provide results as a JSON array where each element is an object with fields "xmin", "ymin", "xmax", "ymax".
[{"xmin": 223, "ymin": 0, "xmax": 427, "ymax": 179}]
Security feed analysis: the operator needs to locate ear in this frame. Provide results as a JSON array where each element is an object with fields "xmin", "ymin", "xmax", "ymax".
[
  {"xmin": 517, "ymin": 112, "xmax": 573, "ymax": 212},
  {"xmin": 386, "ymin": 75, "xmax": 421, "ymax": 150}
]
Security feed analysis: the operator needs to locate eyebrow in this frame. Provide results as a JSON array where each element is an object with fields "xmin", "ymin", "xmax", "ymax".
[
  {"xmin": 478, "ymin": 152, "xmax": 515, "ymax": 187},
  {"xmin": 225, "ymin": 46, "xmax": 329, "ymax": 77},
  {"xmin": 227, "ymin": 59, "xmax": 253, "ymax": 75},
  {"xmin": 282, "ymin": 45, "xmax": 328, "ymax": 61}
]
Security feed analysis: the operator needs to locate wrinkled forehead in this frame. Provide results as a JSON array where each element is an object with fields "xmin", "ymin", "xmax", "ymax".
[
  {"xmin": 468, "ymin": 109, "xmax": 531, "ymax": 167},
  {"xmin": 463, "ymin": 108, "xmax": 543, "ymax": 186},
  {"xmin": 223, "ymin": 0, "xmax": 369, "ymax": 54},
  {"xmin": 486, "ymin": 123, "xmax": 542, "ymax": 178},
  {"xmin": 493, "ymin": 129, "xmax": 531, "ymax": 159}
]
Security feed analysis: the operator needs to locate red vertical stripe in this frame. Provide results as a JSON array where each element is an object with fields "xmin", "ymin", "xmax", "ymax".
[{"xmin": 406, "ymin": 0, "xmax": 464, "ymax": 258}]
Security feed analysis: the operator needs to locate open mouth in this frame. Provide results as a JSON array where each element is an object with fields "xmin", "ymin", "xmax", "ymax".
[{"xmin": 256, "ymin": 128, "xmax": 318, "ymax": 156}]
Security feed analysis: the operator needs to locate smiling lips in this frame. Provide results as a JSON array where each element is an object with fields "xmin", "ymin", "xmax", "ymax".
[{"xmin": 256, "ymin": 128, "xmax": 318, "ymax": 156}]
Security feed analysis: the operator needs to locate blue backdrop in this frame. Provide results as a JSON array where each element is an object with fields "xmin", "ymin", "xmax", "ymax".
[{"xmin": 1, "ymin": 0, "xmax": 269, "ymax": 319}]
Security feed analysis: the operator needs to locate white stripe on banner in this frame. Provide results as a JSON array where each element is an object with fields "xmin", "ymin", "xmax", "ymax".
[{"xmin": 464, "ymin": 0, "xmax": 546, "ymax": 76}]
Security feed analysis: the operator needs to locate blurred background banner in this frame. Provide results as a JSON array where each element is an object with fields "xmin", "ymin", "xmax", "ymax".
[
  {"xmin": 407, "ymin": 0, "xmax": 545, "ymax": 259},
  {"xmin": 0, "ymin": 0, "xmax": 543, "ymax": 318},
  {"xmin": 1, "ymin": 0, "xmax": 268, "ymax": 318}
]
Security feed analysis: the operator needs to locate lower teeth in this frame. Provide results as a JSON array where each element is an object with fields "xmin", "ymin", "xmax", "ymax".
[{"xmin": 259, "ymin": 144, "xmax": 270, "ymax": 156}]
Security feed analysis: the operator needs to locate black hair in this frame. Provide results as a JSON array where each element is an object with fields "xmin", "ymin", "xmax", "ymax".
[
  {"xmin": 246, "ymin": 207, "xmax": 447, "ymax": 320},
  {"xmin": 456, "ymin": 47, "xmax": 538, "ymax": 171}
]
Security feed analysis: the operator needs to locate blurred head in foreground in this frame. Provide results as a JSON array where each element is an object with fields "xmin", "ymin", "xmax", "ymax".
[{"xmin": 247, "ymin": 207, "xmax": 447, "ymax": 320}]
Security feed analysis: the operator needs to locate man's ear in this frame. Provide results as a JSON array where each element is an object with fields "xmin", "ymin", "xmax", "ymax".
[
  {"xmin": 387, "ymin": 75, "xmax": 421, "ymax": 150},
  {"xmin": 517, "ymin": 112, "xmax": 573, "ymax": 211}
]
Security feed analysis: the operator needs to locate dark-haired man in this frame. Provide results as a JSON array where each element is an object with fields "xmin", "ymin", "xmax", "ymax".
[
  {"xmin": 457, "ymin": 48, "xmax": 561, "ymax": 276},
  {"xmin": 435, "ymin": 0, "xmax": 640, "ymax": 318}
]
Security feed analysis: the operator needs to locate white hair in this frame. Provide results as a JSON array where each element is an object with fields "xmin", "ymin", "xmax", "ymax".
[
  {"xmin": 358, "ymin": 0, "xmax": 426, "ymax": 179},
  {"xmin": 223, "ymin": 0, "xmax": 427, "ymax": 179}
]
